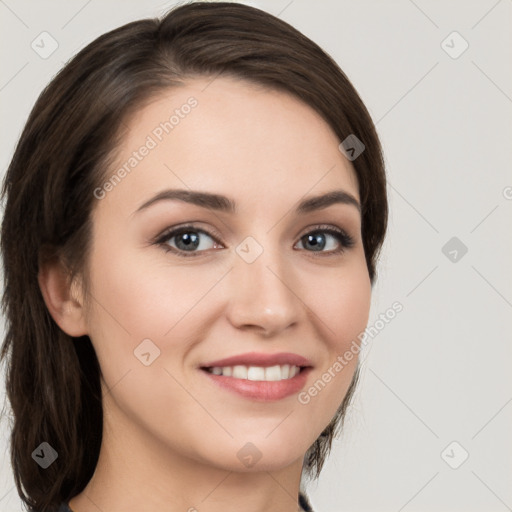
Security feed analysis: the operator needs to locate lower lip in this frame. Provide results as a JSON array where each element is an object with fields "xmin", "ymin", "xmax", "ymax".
[{"xmin": 201, "ymin": 368, "xmax": 312, "ymax": 401}]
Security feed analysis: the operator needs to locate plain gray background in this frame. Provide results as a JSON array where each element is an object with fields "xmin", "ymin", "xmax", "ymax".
[{"xmin": 1, "ymin": 1, "xmax": 511, "ymax": 511}]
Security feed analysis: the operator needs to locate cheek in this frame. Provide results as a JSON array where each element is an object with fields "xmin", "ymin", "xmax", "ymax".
[
  {"xmin": 307, "ymin": 259, "xmax": 372, "ymax": 352},
  {"xmin": 84, "ymin": 243, "xmax": 220, "ymax": 367},
  {"xmin": 83, "ymin": 247, "xmax": 212, "ymax": 430},
  {"xmin": 295, "ymin": 260, "xmax": 371, "ymax": 420}
]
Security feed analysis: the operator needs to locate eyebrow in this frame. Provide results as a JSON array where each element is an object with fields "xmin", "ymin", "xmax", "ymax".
[{"xmin": 132, "ymin": 188, "xmax": 361, "ymax": 216}]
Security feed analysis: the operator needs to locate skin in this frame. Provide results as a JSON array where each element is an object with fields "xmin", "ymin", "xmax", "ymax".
[{"xmin": 39, "ymin": 76, "xmax": 371, "ymax": 512}]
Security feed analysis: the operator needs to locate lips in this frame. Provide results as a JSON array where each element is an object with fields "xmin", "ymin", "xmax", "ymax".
[
  {"xmin": 200, "ymin": 351, "xmax": 312, "ymax": 368},
  {"xmin": 199, "ymin": 351, "xmax": 313, "ymax": 402}
]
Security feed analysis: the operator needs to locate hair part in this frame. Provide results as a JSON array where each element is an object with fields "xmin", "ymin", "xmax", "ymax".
[{"xmin": 1, "ymin": 2, "xmax": 387, "ymax": 510}]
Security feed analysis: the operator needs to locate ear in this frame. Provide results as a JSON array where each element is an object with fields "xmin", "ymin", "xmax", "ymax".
[{"xmin": 38, "ymin": 255, "xmax": 88, "ymax": 337}]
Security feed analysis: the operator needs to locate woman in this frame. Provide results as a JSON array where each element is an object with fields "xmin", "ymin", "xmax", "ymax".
[{"xmin": 0, "ymin": 2, "xmax": 388, "ymax": 511}]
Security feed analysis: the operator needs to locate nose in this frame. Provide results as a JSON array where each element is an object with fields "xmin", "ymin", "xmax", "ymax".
[{"xmin": 225, "ymin": 240, "xmax": 301, "ymax": 337}]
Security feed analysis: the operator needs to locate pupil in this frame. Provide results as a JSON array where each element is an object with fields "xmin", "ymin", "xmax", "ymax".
[
  {"xmin": 305, "ymin": 233, "xmax": 325, "ymax": 251},
  {"xmin": 177, "ymin": 232, "xmax": 199, "ymax": 250}
]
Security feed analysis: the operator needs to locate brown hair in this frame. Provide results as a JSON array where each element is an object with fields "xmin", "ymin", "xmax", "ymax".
[{"xmin": 0, "ymin": 2, "xmax": 387, "ymax": 511}]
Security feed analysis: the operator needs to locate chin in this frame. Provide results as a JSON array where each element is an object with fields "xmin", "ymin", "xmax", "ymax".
[{"xmin": 189, "ymin": 430, "xmax": 316, "ymax": 474}]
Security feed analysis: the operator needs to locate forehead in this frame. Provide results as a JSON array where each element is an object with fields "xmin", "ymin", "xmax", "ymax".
[{"xmin": 96, "ymin": 76, "xmax": 359, "ymax": 220}]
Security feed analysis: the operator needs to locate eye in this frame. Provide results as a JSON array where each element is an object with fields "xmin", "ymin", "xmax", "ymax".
[
  {"xmin": 295, "ymin": 225, "xmax": 355, "ymax": 255},
  {"xmin": 154, "ymin": 223, "xmax": 355, "ymax": 257},
  {"xmin": 155, "ymin": 225, "xmax": 221, "ymax": 257}
]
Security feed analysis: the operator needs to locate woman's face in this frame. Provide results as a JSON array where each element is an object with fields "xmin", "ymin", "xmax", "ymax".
[{"xmin": 82, "ymin": 76, "xmax": 371, "ymax": 472}]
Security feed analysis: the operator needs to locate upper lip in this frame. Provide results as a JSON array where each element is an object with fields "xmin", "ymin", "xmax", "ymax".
[{"xmin": 200, "ymin": 351, "xmax": 312, "ymax": 368}]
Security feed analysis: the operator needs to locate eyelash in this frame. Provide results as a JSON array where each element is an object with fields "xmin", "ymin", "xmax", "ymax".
[{"xmin": 153, "ymin": 223, "xmax": 356, "ymax": 258}]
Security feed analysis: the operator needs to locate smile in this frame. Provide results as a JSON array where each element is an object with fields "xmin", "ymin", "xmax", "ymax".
[
  {"xmin": 199, "ymin": 352, "xmax": 313, "ymax": 401},
  {"xmin": 203, "ymin": 364, "xmax": 301, "ymax": 381}
]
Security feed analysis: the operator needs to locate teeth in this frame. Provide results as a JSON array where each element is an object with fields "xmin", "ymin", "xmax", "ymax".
[
  {"xmin": 232, "ymin": 365, "xmax": 247, "ymax": 379},
  {"xmin": 265, "ymin": 365, "xmax": 282, "ymax": 381},
  {"xmin": 247, "ymin": 366, "xmax": 265, "ymax": 381},
  {"xmin": 206, "ymin": 364, "xmax": 302, "ymax": 381}
]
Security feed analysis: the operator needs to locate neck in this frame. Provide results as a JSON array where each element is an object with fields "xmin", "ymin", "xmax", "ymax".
[{"xmin": 68, "ymin": 398, "xmax": 305, "ymax": 512}]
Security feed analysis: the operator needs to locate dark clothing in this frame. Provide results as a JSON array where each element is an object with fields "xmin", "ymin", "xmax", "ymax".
[
  {"xmin": 299, "ymin": 492, "xmax": 314, "ymax": 511},
  {"xmin": 56, "ymin": 493, "xmax": 314, "ymax": 511}
]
